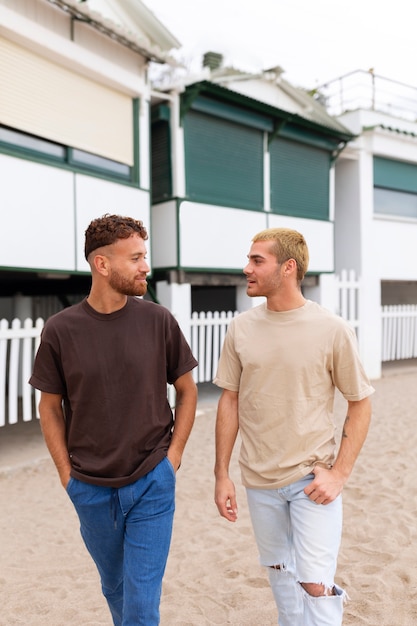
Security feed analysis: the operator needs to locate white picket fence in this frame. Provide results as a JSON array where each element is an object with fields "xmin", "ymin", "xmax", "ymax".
[
  {"xmin": 336, "ymin": 269, "xmax": 360, "ymax": 334},
  {"xmin": 190, "ymin": 310, "xmax": 238, "ymax": 383},
  {"xmin": 0, "ymin": 318, "xmax": 42, "ymax": 427},
  {"xmin": 381, "ymin": 304, "xmax": 417, "ymax": 361},
  {"xmin": 2, "ymin": 273, "xmax": 417, "ymax": 426}
]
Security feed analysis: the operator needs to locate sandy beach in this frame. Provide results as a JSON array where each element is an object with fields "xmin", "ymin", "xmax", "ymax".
[{"xmin": 1, "ymin": 366, "xmax": 417, "ymax": 625}]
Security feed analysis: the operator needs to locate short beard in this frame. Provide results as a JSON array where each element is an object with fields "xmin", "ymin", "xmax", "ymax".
[{"xmin": 109, "ymin": 270, "xmax": 147, "ymax": 297}]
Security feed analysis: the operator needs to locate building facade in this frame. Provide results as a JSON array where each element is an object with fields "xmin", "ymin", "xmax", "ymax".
[
  {"xmin": 150, "ymin": 62, "xmax": 353, "ymax": 339},
  {"xmin": 0, "ymin": 0, "xmax": 178, "ymax": 320},
  {"xmin": 320, "ymin": 70, "xmax": 417, "ymax": 378}
]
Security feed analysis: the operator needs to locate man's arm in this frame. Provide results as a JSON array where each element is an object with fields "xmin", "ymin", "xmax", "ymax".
[
  {"xmin": 167, "ymin": 371, "xmax": 198, "ymax": 472},
  {"xmin": 38, "ymin": 391, "xmax": 71, "ymax": 489},
  {"xmin": 304, "ymin": 395, "xmax": 372, "ymax": 505},
  {"xmin": 214, "ymin": 388, "xmax": 239, "ymax": 522}
]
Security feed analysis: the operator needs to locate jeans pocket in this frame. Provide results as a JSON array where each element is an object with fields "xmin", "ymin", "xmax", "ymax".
[
  {"xmin": 66, "ymin": 476, "xmax": 75, "ymax": 496},
  {"xmin": 164, "ymin": 456, "xmax": 176, "ymax": 478}
]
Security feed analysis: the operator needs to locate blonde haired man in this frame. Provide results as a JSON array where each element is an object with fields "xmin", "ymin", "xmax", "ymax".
[{"xmin": 214, "ymin": 228, "xmax": 373, "ymax": 625}]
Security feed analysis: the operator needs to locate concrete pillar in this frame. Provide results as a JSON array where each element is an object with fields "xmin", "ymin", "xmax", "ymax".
[
  {"xmin": 170, "ymin": 94, "xmax": 186, "ymax": 198},
  {"xmin": 357, "ymin": 146, "xmax": 382, "ymax": 381},
  {"xmin": 156, "ymin": 280, "xmax": 192, "ymax": 344},
  {"xmin": 13, "ymin": 294, "xmax": 32, "ymax": 321},
  {"xmin": 358, "ymin": 276, "xmax": 382, "ymax": 381},
  {"xmin": 335, "ymin": 144, "xmax": 382, "ymax": 380},
  {"xmin": 139, "ymin": 95, "xmax": 150, "ymax": 190},
  {"xmin": 304, "ymin": 274, "xmax": 338, "ymax": 314}
]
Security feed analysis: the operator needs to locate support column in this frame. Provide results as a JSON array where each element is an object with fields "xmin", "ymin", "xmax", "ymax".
[
  {"xmin": 358, "ymin": 275, "xmax": 381, "ymax": 380},
  {"xmin": 13, "ymin": 293, "xmax": 32, "ymax": 321},
  {"xmin": 156, "ymin": 280, "xmax": 192, "ymax": 344},
  {"xmin": 304, "ymin": 274, "xmax": 338, "ymax": 314}
]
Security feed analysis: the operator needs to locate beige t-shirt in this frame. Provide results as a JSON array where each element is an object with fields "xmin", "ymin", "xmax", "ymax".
[{"xmin": 214, "ymin": 300, "xmax": 374, "ymax": 489}]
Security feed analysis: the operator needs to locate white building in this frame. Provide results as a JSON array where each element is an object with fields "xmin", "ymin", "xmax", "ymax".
[
  {"xmin": 317, "ymin": 70, "xmax": 417, "ymax": 379},
  {"xmin": 150, "ymin": 57, "xmax": 354, "ymax": 345},
  {"xmin": 0, "ymin": 0, "xmax": 178, "ymax": 320}
]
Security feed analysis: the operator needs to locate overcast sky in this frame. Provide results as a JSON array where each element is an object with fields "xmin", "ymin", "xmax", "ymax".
[{"xmin": 145, "ymin": 0, "xmax": 417, "ymax": 90}]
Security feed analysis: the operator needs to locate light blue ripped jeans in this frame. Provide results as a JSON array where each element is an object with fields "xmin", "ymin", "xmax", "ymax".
[{"xmin": 246, "ymin": 474, "xmax": 346, "ymax": 626}]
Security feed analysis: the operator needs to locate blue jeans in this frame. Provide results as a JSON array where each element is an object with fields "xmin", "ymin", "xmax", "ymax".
[
  {"xmin": 66, "ymin": 457, "xmax": 176, "ymax": 626},
  {"xmin": 246, "ymin": 474, "xmax": 346, "ymax": 626}
]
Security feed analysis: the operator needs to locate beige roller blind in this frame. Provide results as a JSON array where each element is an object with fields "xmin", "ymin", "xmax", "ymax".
[{"xmin": 0, "ymin": 36, "xmax": 134, "ymax": 165}]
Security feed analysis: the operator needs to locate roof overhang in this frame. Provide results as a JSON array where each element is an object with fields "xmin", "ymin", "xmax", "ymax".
[
  {"xmin": 45, "ymin": 0, "xmax": 173, "ymax": 63},
  {"xmin": 181, "ymin": 81, "xmax": 355, "ymax": 146}
]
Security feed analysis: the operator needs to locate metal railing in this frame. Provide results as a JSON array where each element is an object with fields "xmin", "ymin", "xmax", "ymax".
[{"xmin": 311, "ymin": 70, "xmax": 417, "ymax": 122}]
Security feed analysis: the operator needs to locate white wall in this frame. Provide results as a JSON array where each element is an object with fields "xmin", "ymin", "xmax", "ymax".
[
  {"xmin": 267, "ymin": 213, "xmax": 334, "ymax": 273},
  {"xmin": 75, "ymin": 174, "xmax": 151, "ymax": 272},
  {"xmin": 0, "ymin": 154, "xmax": 75, "ymax": 270},
  {"xmin": 373, "ymin": 217, "xmax": 417, "ymax": 280},
  {"xmin": 333, "ymin": 108, "xmax": 417, "ymax": 378},
  {"xmin": 0, "ymin": 1, "xmax": 153, "ymax": 275},
  {"xmin": 151, "ymin": 201, "xmax": 178, "ymax": 267},
  {"xmin": 179, "ymin": 202, "xmax": 267, "ymax": 269},
  {"xmin": 151, "ymin": 200, "xmax": 336, "ymax": 274},
  {"xmin": 0, "ymin": 154, "xmax": 150, "ymax": 273},
  {"xmin": 226, "ymin": 77, "xmax": 305, "ymax": 116}
]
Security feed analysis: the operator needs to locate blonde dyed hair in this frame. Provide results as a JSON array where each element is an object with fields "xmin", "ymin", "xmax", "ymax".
[{"xmin": 252, "ymin": 228, "xmax": 309, "ymax": 283}]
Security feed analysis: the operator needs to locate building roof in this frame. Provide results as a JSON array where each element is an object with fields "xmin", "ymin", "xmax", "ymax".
[
  {"xmin": 207, "ymin": 64, "xmax": 353, "ymax": 138},
  {"xmin": 182, "ymin": 79, "xmax": 354, "ymax": 144},
  {"xmin": 46, "ymin": 0, "xmax": 180, "ymax": 63},
  {"xmin": 363, "ymin": 124, "xmax": 417, "ymax": 139},
  {"xmin": 152, "ymin": 58, "xmax": 353, "ymax": 142}
]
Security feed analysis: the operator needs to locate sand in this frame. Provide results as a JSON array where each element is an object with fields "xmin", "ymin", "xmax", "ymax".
[{"xmin": 1, "ymin": 366, "xmax": 417, "ymax": 625}]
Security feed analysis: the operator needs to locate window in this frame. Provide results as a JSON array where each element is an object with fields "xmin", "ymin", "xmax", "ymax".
[
  {"xmin": 70, "ymin": 149, "xmax": 130, "ymax": 178},
  {"xmin": 374, "ymin": 156, "xmax": 417, "ymax": 218},
  {"xmin": 0, "ymin": 126, "xmax": 65, "ymax": 159},
  {"xmin": 151, "ymin": 105, "xmax": 172, "ymax": 202},
  {"xmin": 0, "ymin": 125, "xmax": 133, "ymax": 182},
  {"xmin": 270, "ymin": 137, "xmax": 331, "ymax": 220},
  {"xmin": 184, "ymin": 110, "xmax": 264, "ymax": 210},
  {"xmin": 0, "ymin": 35, "xmax": 134, "ymax": 167}
]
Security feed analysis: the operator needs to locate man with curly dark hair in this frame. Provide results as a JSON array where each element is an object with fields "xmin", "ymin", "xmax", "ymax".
[{"xmin": 30, "ymin": 214, "xmax": 198, "ymax": 626}]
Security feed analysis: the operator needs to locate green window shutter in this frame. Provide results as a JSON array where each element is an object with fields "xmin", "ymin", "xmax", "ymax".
[
  {"xmin": 184, "ymin": 110, "xmax": 263, "ymax": 210},
  {"xmin": 151, "ymin": 119, "xmax": 172, "ymax": 202},
  {"xmin": 191, "ymin": 95, "xmax": 273, "ymax": 131},
  {"xmin": 374, "ymin": 156, "xmax": 417, "ymax": 193},
  {"xmin": 270, "ymin": 137, "xmax": 330, "ymax": 219}
]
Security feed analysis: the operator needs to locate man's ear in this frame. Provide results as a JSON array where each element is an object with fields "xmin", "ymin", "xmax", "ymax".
[
  {"xmin": 92, "ymin": 254, "xmax": 110, "ymax": 276},
  {"xmin": 284, "ymin": 258, "xmax": 297, "ymax": 276}
]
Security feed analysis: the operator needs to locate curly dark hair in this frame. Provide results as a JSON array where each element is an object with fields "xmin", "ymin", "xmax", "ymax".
[{"xmin": 84, "ymin": 214, "xmax": 148, "ymax": 260}]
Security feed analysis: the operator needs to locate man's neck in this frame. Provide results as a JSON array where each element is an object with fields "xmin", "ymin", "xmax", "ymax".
[
  {"xmin": 266, "ymin": 292, "xmax": 306, "ymax": 312},
  {"xmin": 86, "ymin": 290, "xmax": 128, "ymax": 314}
]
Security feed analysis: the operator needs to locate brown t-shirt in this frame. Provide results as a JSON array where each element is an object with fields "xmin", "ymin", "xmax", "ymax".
[{"xmin": 30, "ymin": 297, "xmax": 197, "ymax": 487}]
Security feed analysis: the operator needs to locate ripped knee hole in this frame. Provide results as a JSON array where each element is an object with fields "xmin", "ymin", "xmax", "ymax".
[{"xmin": 300, "ymin": 582, "xmax": 336, "ymax": 597}]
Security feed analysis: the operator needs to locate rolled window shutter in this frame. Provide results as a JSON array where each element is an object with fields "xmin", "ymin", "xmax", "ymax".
[{"xmin": 0, "ymin": 36, "xmax": 133, "ymax": 165}]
